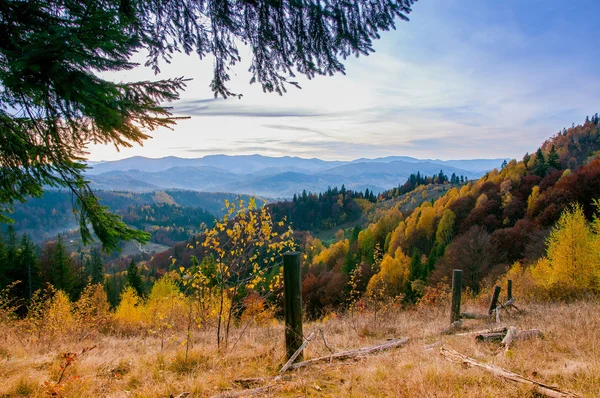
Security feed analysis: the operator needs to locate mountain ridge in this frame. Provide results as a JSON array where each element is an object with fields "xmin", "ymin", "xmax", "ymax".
[{"xmin": 85, "ymin": 154, "xmax": 506, "ymax": 198}]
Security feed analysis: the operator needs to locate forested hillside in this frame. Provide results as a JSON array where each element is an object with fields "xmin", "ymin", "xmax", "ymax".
[
  {"xmin": 127, "ymin": 116, "xmax": 600, "ymax": 318},
  {"xmin": 2, "ymin": 190, "xmax": 256, "ymax": 243},
  {"xmin": 1, "ymin": 116, "xmax": 598, "ymax": 319},
  {"xmin": 295, "ymin": 115, "xmax": 600, "ymax": 314}
]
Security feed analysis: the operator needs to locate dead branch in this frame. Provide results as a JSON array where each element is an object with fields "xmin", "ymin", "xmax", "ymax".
[
  {"xmin": 423, "ymin": 341, "xmax": 442, "ymax": 351},
  {"xmin": 440, "ymin": 347, "xmax": 580, "ymax": 398},
  {"xmin": 475, "ymin": 332, "xmax": 507, "ymax": 342},
  {"xmin": 455, "ymin": 326, "xmax": 507, "ymax": 337},
  {"xmin": 460, "ymin": 312, "xmax": 490, "ymax": 319},
  {"xmin": 318, "ymin": 328, "xmax": 336, "ymax": 354},
  {"xmin": 441, "ymin": 319, "xmax": 463, "ymax": 335},
  {"xmin": 288, "ymin": 337, "xmax": 409, "ymax": 371},
  {"xmin": 502, "ymin": 327, "xmax": 543, "ymax": 347},
  {"xmin": 279, "ymin": 331, "xmax": 315, "ymax": 373}
]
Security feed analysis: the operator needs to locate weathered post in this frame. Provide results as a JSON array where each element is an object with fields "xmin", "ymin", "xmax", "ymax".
[
  {"xmin": 450, "ymin": 269, "xmax": 463, "ymax": 323},
  {"xmin": 488, "ymin": 286, "xmax": 501, "ymax": 315},
  {"xmin": 283, "ymin": 251, "xmax": 303, "ymax": 362},
  {"xmin": 507, "ymin": 279, "xmax": 513, "ymax": 301}
]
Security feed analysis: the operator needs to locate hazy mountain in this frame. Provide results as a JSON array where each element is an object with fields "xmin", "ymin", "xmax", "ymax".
[
  {"xmin": 85, "ymin": 154, "xmax": 505, "ymax": 198},
  {"xmin": 87, "ymin": 154, "xmax": 345, "ymax": 175},
  {"xmin": 323, "ymin": 160, "xmax": 479, "ymax": 179}
]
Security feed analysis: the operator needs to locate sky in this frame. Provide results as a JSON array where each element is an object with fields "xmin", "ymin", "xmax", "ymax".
[{"xmin": 87, "ymin": 0, "xmax": 600, "ymax": 162}]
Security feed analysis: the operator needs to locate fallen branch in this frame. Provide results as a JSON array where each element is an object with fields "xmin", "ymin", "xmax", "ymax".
[
  {"xmin": 460, "ymin": 312, "xmax": 490, "ymax": 319},
  {"xmin": 475, "ymin": 332, "xmax": 506, "ymax": 343},
  {"xmin": 455, "ymin": 326, "xmax": 507, "ymax": 337},
  {"xmin": 502, "ymin": 327, "xmax": 543, "ymax": 347},
  {"xmin": 288, "ymin": 337, "xmax": 409, "ymax": 371},
  {"xmin": 440, "ymin": 347, "xmax": 580, "ymax": 398},
  {"xmin": 441, "ymin": 319, "xmax": 463, "ymax": 335},
  {"xmin": 423, "ymin": 341, "xmax": 442, "ymax": 351},
  {"xmin": 279, "ymin": 331, "xmax": 315, "ymax": 373}
]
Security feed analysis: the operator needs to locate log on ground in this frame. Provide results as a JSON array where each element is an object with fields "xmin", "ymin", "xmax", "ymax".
[
  {"xmin": 440, "ymin": 347, "xmax": 580, "ymax": 398},
  {"xmin": 288, "ymin": 337, "xmax": 409, "ymax": 371}
]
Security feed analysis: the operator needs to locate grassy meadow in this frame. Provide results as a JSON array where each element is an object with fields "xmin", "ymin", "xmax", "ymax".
[{"xmin": 1, "ymin": 295, "xmax": 598, "ymax": 397}]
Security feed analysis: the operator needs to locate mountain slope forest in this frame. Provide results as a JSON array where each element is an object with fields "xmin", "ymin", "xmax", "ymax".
[
  {"xmin": 126, "ymin": 115, "xmax": 600, "ymax": 317},
  {"xmin": 0, "ymin": 116, "xmax": 598, "ymax": 318}
]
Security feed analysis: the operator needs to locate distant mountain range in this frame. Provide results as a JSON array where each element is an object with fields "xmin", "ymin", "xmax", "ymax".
[{"xmin": 85, "ymin": 154, "xmax": 508, "ymax": 198}]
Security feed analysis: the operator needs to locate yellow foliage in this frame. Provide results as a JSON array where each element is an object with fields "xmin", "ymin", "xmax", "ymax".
[
  {"xmin": 367, "ymin": 248, "xmax": 410, "ymax": 297},
  {"xmin": 547, "ymin": 205, "xmax": 597, "ymax": 287},
  {"xmin": 526, "ymin": 185, "xmax": 540, "ymax": 216},
  {"xmin": 416, "ymin": 205, "xmax": 436, "ymax": 241},
  {"xmin": 313, "ymin": 239, "xmax": 349, "ymax": 270},
  {"xmin": 46, "ymin": 290, "xmax": 74, "ymax": 338},
  {"xmin": 73, "ymin": 284, "xmax": 110, "ymax": 338},
  {"xmin": 114, "ymin": 287, "xmax": 144, "ymax": 333},
  {"xmin": 529, "ymin": 204, "xmax": 599, "ymax": 298},
  {"xmin": 435, "ymin": 209, "xmax": 455, "ymax": 247},
  {"xmin": 387, "ymin": 221, "xmax": 406, "ymax": 254}
]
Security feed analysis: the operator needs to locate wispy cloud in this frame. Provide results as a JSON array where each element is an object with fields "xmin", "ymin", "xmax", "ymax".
[
  {"xmin": 174, "ymin": 99, "xmax": 330, "ymax": 118},
  {"xmin": 262, "ymin": 124, "xmax": 332, "ymax": 138}
]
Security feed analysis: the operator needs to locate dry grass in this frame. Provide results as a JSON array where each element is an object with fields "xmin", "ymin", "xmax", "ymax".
[{"xmin": 1, "ymin": 300, "xmax": 599, "ymax": 397}]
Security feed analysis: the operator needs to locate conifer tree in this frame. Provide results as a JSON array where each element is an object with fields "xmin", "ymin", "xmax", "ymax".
[
  {"xmin": 0, "ymin": 0, "xmax": 417, "ymax": 251},
  {"xmin": 127, "ymin": 260, "xmax": 145, "ymax": 298},
  {"xmin": 0, "ymin": 231, "xmax": 7, "ymax": 288},
  {"xmin": 5, "ymin": 226, "xmax": 17, "ymax": 273},
  {"xmin": 51, "ymin": 235, "xmax": 76, "ymax": 297},
  {"xmin": 548, "ymin": 145, "xmax": 561, "ymax": 170},
  {"xmin": 17, "ymin": 234, "xmax": 40, "ymax": 300},
  {"xmin": 532, "ymin": 148, "xmax": 548, "ymax": 177},
  {"xmin": 89, "ymin": 248, "xmax": 105, "ymax": 285}
]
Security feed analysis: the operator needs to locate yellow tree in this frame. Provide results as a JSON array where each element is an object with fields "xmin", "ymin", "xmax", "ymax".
[
  {"xmin": 197, "ymin": 198, "xmax": 294, "ymax": 350},
  {"xmin": 435, "ymin": 209, "xmax": 456, "ymax": 247},
  {"xmin": 533, "ymin": 204, "xmax": 599, "ymax": 295},
  {"xmin": 367, "ymin": 248, "xmax": 410, "ymax": 298}
]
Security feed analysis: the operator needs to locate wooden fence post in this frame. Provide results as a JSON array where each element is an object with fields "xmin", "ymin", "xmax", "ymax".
[
  {"xmin": 283, "ymin": 251, "xmax": 303, "ymax": 362},
  {"xmin": 450, "ymin": 269, "xmax": 463, "ymax": 323},
  {"xmin": 488, "ymin": 286, "xmax": 501, "ymax": 315},
  {"xmin": 507, "ymin": 280, "xmax": 513, "ymax": 301}
]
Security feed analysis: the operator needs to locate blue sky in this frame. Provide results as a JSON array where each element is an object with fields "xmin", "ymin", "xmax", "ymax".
[{"xmin": 88, "ymin": 0, "xmax": 600, "ymax": 161}]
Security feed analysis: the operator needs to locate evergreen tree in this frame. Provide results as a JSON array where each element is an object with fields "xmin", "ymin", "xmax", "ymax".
[
  {"xmin": 5, "ymin": 226, "xmax": 17, "ymax": 273},
  {"xmin": 89, "ymin": 248, "xmax": 105, "ymax": 285},
  {"xmin": 0, "ymin": 231, "xmax": 7, "ymax": 288},
  {"xmin": 51, "ymin": 235, "xmax": 75, "ymax": 297},
  {"xmin": 409, "ymin": 249, "xmax": 424, "ymax": 281},
  {"xmin": 501, "ymin": 159, "xmax": 508, "ymax": 169},
  {"xmin": 17, "ymin": 234, "xmax": 40, "ymax": 300},
  {"xmin": 437, "ymin": 170, "xmax": 445, "ymax": 183},
  {"xmin": 533, "ymin": 148, "xmax": 548, "ymax": 177},
  {"xmin": 450, "ymin": 173, "xmax": 457, "ymax": 184},
  {"xmin": 548, "ymin": 145, "xmax": 561, "ymax": 170},
  {"xmin": 127, "ymin": 260, "xmax": 144, "ymax": 298},
  {"xmin": 0, "ymin": 0, "xmax": 417, "ymax": 251}
]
